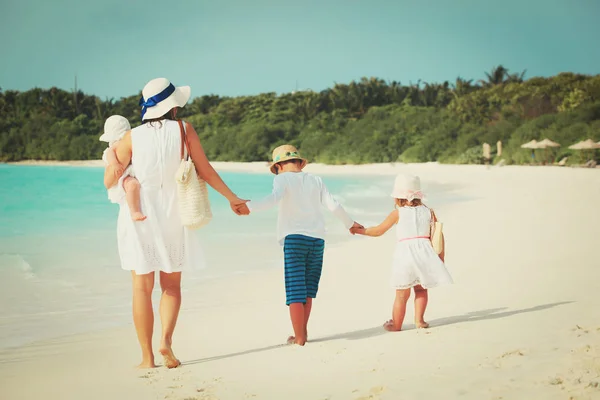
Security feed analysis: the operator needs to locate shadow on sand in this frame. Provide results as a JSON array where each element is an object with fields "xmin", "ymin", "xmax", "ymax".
[{"xmin": 182, "ymin": 301, "xmax": 572, "ymax": 365}]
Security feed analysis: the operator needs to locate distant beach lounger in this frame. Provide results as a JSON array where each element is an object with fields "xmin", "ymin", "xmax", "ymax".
[{"xmin": 555, "ymin": 157, "xmax": 568, "ymax": 167}]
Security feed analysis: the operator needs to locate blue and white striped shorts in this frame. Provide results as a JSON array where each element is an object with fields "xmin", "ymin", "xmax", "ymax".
[{"xmin": 283, "ymin": 234, "xmax": 325, "ymax": 305}]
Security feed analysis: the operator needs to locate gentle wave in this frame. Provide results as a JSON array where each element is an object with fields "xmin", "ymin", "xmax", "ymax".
[
  {"xmin": 340, "ymin": 184, "xmax": 390, "ymax": 199},
  {"xmin": 0, "ymin": 253, "xmax": 35, "ymax": 279}
]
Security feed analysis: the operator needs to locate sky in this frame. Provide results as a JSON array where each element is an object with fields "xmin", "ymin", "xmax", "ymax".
[{"xmin": 1, "ymin": 0, "xmax": 599, "ymax": 100}]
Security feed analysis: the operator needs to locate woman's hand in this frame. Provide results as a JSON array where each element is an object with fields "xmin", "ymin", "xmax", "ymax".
[
  {"xmin": 349, "ymin": 222, "xmax": 365, "ymax": 235},
  {"xmin": 230, "ymin": 197, "xmax": 250, "ymax": 216}
]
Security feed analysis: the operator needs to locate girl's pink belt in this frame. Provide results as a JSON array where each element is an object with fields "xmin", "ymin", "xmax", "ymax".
[{"xmin": 398, "ymin": 236, "xmax": 430, "ymax": 242}]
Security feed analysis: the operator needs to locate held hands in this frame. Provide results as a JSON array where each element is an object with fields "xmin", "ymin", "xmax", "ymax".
[
  {"xmin": 349, "ymin": 222, "xmax": 365, "ymax": 235},
  {"xmin": 230, "ymin": 196, "xmax": 250, "ymax": 216}
]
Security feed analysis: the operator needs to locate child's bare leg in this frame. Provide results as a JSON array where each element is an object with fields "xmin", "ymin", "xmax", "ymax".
[
  {"xmin": 384, "ymin": 289, "xmax": 410, "ymax": 331},
  {"xmin": 304, "ymin": 297, "xmax": 312, "ymax": 339},
  {"xmin": 287, "ymin": 298, "xmax": 312, "ymax": 344},
  {"xmin": 123, "ymin": 177, "xmax": 146, "ymax": 222},
  {"xmin": 288, "ymin": 303, "xmax": 307, "ymax": 346},
  {"xmin": 413, "ymin": 285, "xmax": 429, "ymax": 328}
]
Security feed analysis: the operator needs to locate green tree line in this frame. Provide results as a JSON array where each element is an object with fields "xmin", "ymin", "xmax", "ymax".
[{"xmin": 1, "ymin": 66, "xmax": 599, "ymax": 165}]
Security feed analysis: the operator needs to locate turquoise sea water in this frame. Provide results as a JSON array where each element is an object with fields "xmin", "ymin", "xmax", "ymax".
[{"xmin": 0, "ymin": 164, "xmax": 453, "ymax": 349}]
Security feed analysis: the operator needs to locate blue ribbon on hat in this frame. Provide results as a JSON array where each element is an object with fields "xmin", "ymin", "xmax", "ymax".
[{"xmin": 139, "ymin": 83, "xmax": 175, "ymax": 120}]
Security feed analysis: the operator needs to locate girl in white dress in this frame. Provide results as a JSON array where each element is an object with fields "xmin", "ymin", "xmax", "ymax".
[{"xmin": 355, "ymin": 174, "xmax": 453, "ymax": 331}]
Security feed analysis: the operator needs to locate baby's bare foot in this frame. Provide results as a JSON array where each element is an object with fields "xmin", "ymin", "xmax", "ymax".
[
  {"xmin": 383, "ymin": 319, "xmax": 402, "ymax": 332},
  {"xmin": 159, "ymin": 346, "xmax": 181, "ymax": 369},
  {"xmin": 131, "ymin": 212, "xmax": 147, "ymax": 222},
  {"xmin": 415, "ymin": 321, "xmax": 430, "ymax": 329}
]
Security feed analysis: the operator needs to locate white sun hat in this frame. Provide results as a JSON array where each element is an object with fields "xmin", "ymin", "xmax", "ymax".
[
  {"xmin": 139, "ymin": 78, "xmax": 191, "ymax": 121},
  {"xmin": 99, "ymin": 115, "xmax": 131, "ymax": 143},
  {"xmin": 391, "ymin": 173, "xmax": 425, "ymax": 201}
]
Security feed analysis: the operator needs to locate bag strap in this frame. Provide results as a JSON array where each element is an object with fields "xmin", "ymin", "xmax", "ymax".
[
  {"xmin": 178, "ymin": 120, "xmax": 191, "ymax": 161},
  {"xmin": 429, "ymin": 208, "xmax": 436, "ymax": 236}
]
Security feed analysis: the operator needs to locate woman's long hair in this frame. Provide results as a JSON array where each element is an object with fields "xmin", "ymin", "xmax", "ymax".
[{"xmin": 143, "ymin": 108, "xmax": 178, "ymax": 127}]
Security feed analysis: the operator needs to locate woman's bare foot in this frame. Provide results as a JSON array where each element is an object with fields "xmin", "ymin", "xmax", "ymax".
[
  {"xmin": 159, "ymin": 346, "xmax": 181, "ymax": 369},
  {"xmin": 415, "ymin": 321, "xmax": 430, "ymax": 329},
  {"xmin": 131, "ymin": 212, "xmax": 147, "ymax": 222},
  {"xmin": 136, "ymin": 359, "xmax": 156, "ymax": 369},
  {"xmin": 383, "ymin": 319, "xmax": 402, "ymax": 332}
]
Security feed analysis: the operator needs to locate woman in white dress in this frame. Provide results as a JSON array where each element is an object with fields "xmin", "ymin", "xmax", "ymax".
[
  {"xmin": 355, "ymin": 174, "xmax": 453, "ymax": 332},
  {"xmin": 104, "ymin": 78, "xmax": 248, "ymax": 368}
]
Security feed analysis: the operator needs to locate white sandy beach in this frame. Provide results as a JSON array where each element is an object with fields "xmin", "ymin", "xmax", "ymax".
[{"xmin": 1, "ymin": 162, "xmax": 599, "ymax": 400}]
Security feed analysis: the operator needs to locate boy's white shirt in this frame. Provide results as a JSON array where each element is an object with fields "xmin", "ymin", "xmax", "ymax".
[{"xmin": 247, "ymin": 171, "xmax": 354, "ymax": 245}]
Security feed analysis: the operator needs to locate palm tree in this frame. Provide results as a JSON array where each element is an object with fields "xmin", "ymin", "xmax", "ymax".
[
  {"xmin": 452, "ymin": 77, "xmax": 475, "ymax": 98},
  {"xmin": 506, "ymin": 69, "xmax": 527, "ymax": 84},
  {"xmin": 479, "ymin": 65, "xmax": 509, "ymax": 87}
]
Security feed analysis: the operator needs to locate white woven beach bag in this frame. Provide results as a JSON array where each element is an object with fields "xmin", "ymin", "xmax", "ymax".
[{"xmin": 175, "ymin": 120, "xmax": 212, "ymax": 229}]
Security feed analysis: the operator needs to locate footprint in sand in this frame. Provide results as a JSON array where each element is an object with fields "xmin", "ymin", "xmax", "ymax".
[
  {"xmin": 138, "ymin": 369, "xmax": 158, "ymax": 379},
  {"xmin": 548, "ymin": 377, "xmax": 564, "ymax": 386},
  {"xmin": 488, "ymin": 349, "xmax": 527, "ymax": 369},
  {"xmin": 500, "ymin": 349, "xmax": 525, "ymax": 358},
  {"xmin": 572, "ymin": 325, "xmax": 590, "ymax": 336},
  {"xmin": 356, "ymin": 386, "xmax": 385, "ymax": 400},
  {"xmin": 370, "ymin": 386, "xmax": 385, "ymax": 394},
  {"xmin": 138, "ymin": 371, "xmax": 161, "ymax": 384}
]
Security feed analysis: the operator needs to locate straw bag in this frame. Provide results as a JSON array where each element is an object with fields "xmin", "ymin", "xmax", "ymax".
[
  {"xmin": 174, "ymin": 120, "xmax": 212, "ymax": 229},
  {"xmin": 429, "ymin": 209, "xmax": 444, "ymax": 255}
]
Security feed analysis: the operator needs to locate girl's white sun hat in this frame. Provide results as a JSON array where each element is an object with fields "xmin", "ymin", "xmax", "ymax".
[
  {"xmin": 139, "ymin": 78, "xmax": 191, "ymax": 121},
  {"xmin": 391, "ymin": 174, "xmax": 425, "ymax": 201}
]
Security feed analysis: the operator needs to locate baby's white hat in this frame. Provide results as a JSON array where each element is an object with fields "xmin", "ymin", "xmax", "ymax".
[
  {"xmin": 391, "ymin": 174, "xmax": 425, "ymax": 201},
  {"xmin": 99, "ymin": 115, "xmax": 131, "ymax": 143}
]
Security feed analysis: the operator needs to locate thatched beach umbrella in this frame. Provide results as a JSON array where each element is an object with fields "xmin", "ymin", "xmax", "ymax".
[
  {"xmin": 537, "ymin": 138, "xmax": 560, "ymax": 148},
  {"xmin": 568, "ymin": 139, "xmax": 600, "ymax": 164},
  {"xmin": 521, "ymin": 140, "xmax": 539, "ymax": 149},
  {"xmin": 536, "ymin": 138, "xmax": 561, "ymax": 164},
  {"xmin": 521, "ymin": 140, "xmax": 539, "ymax": 163},
  {"xmin": 568, "ymin": 139, "xmax": 600, "ymax": 150}
]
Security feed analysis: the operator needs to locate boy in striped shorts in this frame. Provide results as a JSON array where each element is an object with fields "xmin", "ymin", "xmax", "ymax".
[{"xmin": 246, "ymin": 145, "xmax": 363, "ymax": 346}]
